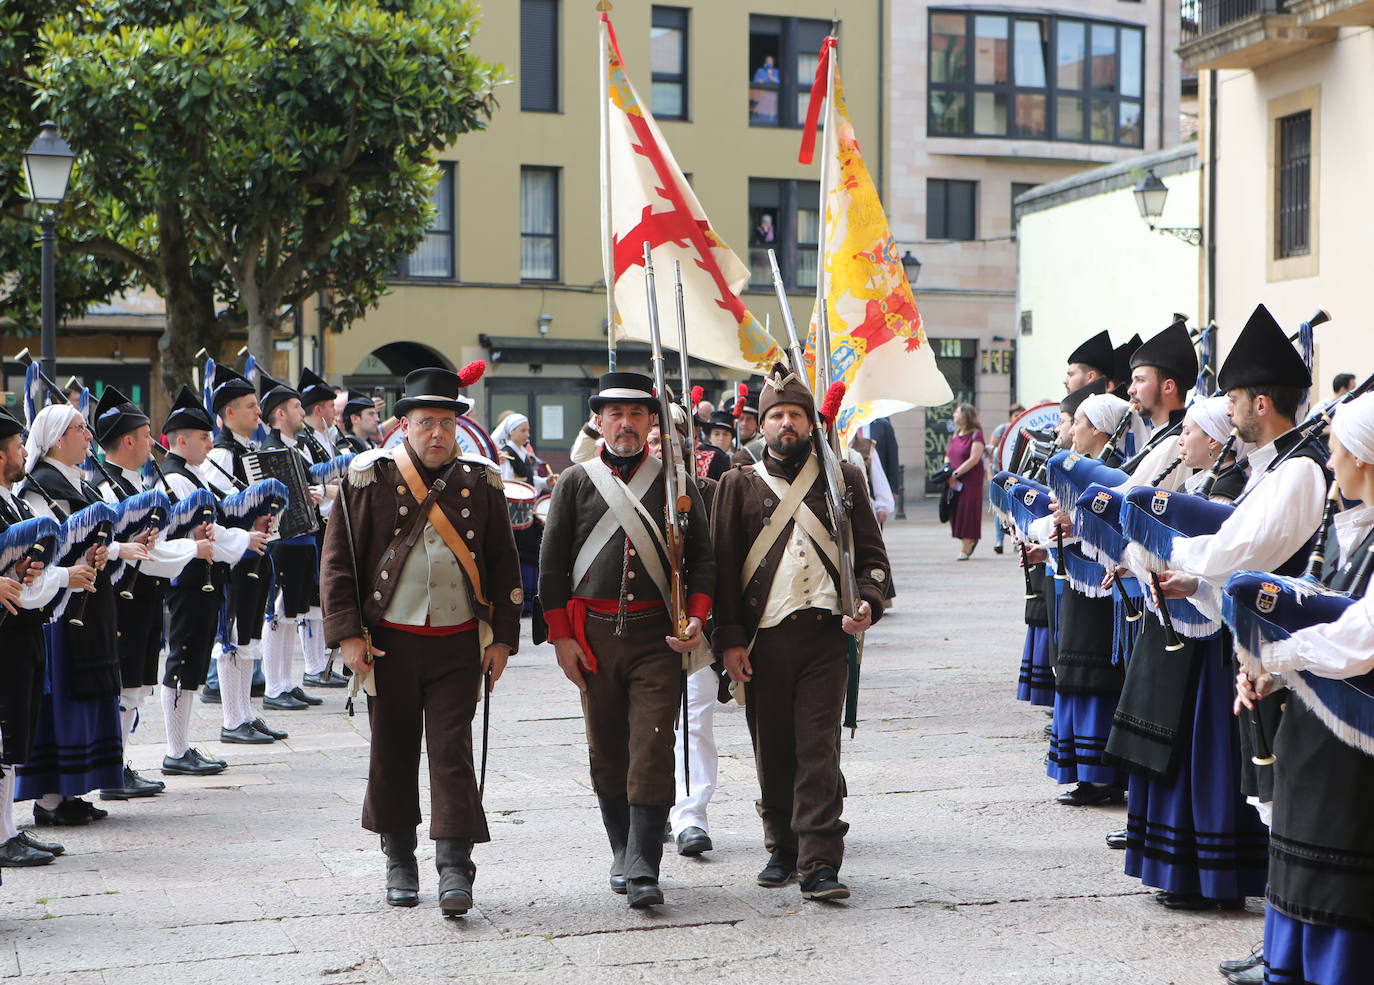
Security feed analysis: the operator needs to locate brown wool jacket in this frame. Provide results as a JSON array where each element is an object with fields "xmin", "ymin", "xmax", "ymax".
[
  {"xmin": 710, "ymin": 452, "xmax": 890, "ymax": 655},
  {"xmin": 320, "ymin": 442, "xmax": 523, "ymax": 653}
]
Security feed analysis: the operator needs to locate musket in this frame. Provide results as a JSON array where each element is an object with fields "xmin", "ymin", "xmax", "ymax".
[
  {"xmin": 671, "ymin": 259, "xmax": 693, "ymax": 797},
  {"xmin": 334, "ymin": 461, "xmax": 372, "ymax": 717},
  {"xmin": 766, "ymin": 249, "xmax": 861, "ymax": 618}
]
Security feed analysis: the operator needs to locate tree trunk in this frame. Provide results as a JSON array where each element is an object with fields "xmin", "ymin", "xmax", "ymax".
[
  {"xmin": 247, "ymin": 308, "xmax": 276, "ymax": 383},
  {"xmin": 154, "ymin": 200, "xmax": 222, "ymax": 403}
]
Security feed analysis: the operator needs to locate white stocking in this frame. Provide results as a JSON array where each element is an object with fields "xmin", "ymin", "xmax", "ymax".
[
  {"xmin": 300, "ymin": 606, "xmax": 327, "ymax": 675},
  {"xmin": 0, "ymin": 767, "xmax": 19, "ymax": 842},
  {"xmin": 262, "ymin": 608, "xmax": 297, "ymax": 697},
  {"xmin": 161, "ymin": 685, "xmax": 194, "ymax": 759},
  {"xmin": 118, "ymin": 685, "xmax": 148, "ymax": 762},
  {"xmin": 217, "ymin": 643, "xmax": 255, "ymax": 729}
]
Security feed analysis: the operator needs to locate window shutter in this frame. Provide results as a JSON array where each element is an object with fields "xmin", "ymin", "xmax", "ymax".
[{"xmin": 521, "ymin": 0, "xmax": 559, "ymax": 113}]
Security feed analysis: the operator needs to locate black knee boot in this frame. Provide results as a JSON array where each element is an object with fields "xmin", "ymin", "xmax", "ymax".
[
  {"xmin": 380, "ymin": 831, "xmax": 419, "ymax": 907},
  {"xmin": 435, "ymin": 838, "xmax": 476, "ymax": 917},
  {"xmin": 597, "ymin": 793, "xmax": 632, "ymax": 894},
  {"xmin": 624, "ymin": 804, "xmax": 670, "ymax": 908}
]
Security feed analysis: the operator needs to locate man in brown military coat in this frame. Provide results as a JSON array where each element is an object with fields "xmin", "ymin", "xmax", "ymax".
[
  {"xmin": 712, "ymin": 361, "xmax": 891, "ymax": 901},
  {"xmin": 539, "ymin": 372, "xmax": 715, "ymax": 909},
  {"xmin": 321, "ymin": 365, "xmax": 522, "ymax": 917}
]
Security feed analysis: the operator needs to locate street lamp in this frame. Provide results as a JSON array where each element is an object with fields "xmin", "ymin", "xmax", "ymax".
[
  {"xmin": 22, "ymin": 122, "xmax": 76, "ymax": 384},
  {"xmin": 901, "ymin": 250, "xmax": 922, "ymax": 286},
  {"xmin": 1132, "ymin": 168, "xmax": 1202, "ymax": 246}
]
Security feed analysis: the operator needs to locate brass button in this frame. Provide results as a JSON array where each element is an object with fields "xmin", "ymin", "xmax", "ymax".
[
  {"xmin": 816, "ymin": 613, "xmax": 824, "ymax": 620},
  {"xmin": 790, "ymin": 614, "xmax": 797, "ymax": 620},
  {"xmin": 627, "ymin": 593, "xmax": 635, "ymax": 601},
  {"xmin": 470, "ymin": 551, "xmax": 476, "ymax": 559},
  {"xmin": 399, "ymin": 506, "xmax": 409, "ymax": 516},
  {"xmin": 396, "ymin": 485, "xmax": 406, "ymax": 496},
  {"xmin": 628, "ymin": 571, "xmax": 636, "ymax": 579},
  {"xmin": 764, "ymin": 498, "xmax": 774, "ymax": 507},
  {"xmin": 628, "ymin": 548, "xmax": 637, "ymax": 557},
  {"xmin": 380, "ymin": 571, "xmax": 389, "ymax": 580},
  {"xmin": 461, "ymin": 489, "xmax": 470, "ymax": 498},
  {"xmin": 463, "ymin": 465, "xmax": 472, "ymax": 473}
]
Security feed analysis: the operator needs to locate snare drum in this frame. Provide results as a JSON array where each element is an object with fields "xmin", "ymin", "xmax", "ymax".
[
  {"xmin": 505, "ymin": 479, "xmax": 538, "ymax": 530},
  {"xmin": 534, "ymin": 494, "xmax": 552, "ymax": 526}
]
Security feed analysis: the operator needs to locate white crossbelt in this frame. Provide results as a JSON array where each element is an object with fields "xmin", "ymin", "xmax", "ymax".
[{"xmin": 575, "ymin": 455, "xmax": 673, "ymax": 605}]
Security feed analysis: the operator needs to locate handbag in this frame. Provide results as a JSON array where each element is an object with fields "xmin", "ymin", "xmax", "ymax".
[{"xmin": 938, "ymin": 484, "xmax": 960, "ymax": 523}]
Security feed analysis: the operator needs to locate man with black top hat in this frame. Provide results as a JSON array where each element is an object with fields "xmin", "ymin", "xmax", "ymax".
[
  {"xmin": 712, "ymin": 361, "xmax": 890, "ymax": 901},
  {"xmin": 539, "ymin": 371, "xmax": 715, "ymax": 908},
  {"xmin": 257, "ymin": 372, "xmax": 328, "ymax": 711},
  {"xmin": 336, "ymin": 389, "xmax": 380, "ymax": 453},
  {"xmin": 88, "ymin": 387, "xmax": 205, "ymax": 800},
  {"xmin": 322, "ymin": 364, "xmax": 522, "ymax": 917},
  {"xmin": 156, "ymin": 386, "xmax": 270, "ymax": 773},
  {"xmin": 1063, "ymin": 329, "xmax": 1116, "ymax": 394}
]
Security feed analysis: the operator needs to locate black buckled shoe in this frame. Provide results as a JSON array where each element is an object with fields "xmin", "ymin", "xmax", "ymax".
[
  {"xmin": 757, "ymin": 849, "xmax": 798, "ymax": 888},
  {"xmin": 1105, "ymin": 829, "xmax": 1128, "ymax": 850},
  {"xmin": 1219, "ymin": 943, "xmax": 1263, "ymax": 976},
  {"xmin": 263, "ymin": 692, "xmax": 309, "ymax": 711},
  {"xmin": 676, "ymin": 826, "xmax": 713, "ymax": 857},
  {"xmin": 1055, "ymin": 782, "xmax": 1126, "ymax": 807},
  {"xmin": 801, "ymin": 866, "xmax": 850, "ymax": 901},
  {"xmin": 0, "ymin": 835, "xmax": 55, "ymax": 867},
  {"xmin": 381, "ymin": 831, "xmax": 420, "ymax": 908},
  {"xmin": 303, "ymin": 671, "xmax": 347, "ymax": 688},
  {"xmin": 251, "ymin": 718, "xmax": 289, "ymax": 740},
  {"xmin": 436, "ymin": 838, "xmax": 476, "ymax": 917},
  {"xmin": 288, "ymin": 686, "xmax": 323, "ymax": 706},
  {"xmin": 18, "ymin": 831, "xmax": 64, "ymax": 856},
  {"xmin": 162, "ymin": 749, "xmax": 227, "ymax": 775},
  {"xmin": 99, "ymin": 765, "xmax": 166, "ymax": 800},
  {"xmin": 220, "ymin": 722, "xmax": 274, "ymax": 744}
]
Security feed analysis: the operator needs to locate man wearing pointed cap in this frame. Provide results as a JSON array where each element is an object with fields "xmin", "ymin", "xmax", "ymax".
[
  {"xmin": 539, "ymin": 371, "xmax": 716, "ymax": 908},
  {"xmin": 1064, "ymin": 330, "xmax": 1116, "ymax": 394},
  {"xmin": 335, "ymin": 389, "xmax": 380, "ymax": 453},
  {"xmin": 712, "ymin": 361, "xmax": 891, "ymax": 902},
  {"xmin": 1112, "ymin": 334, "xmax": 1144, "ymax": 395},
  {"xmin": 322, "ymin": 364, "xmax": 522, "ymax": 916},
  {"xmin": 155, "ymin": 386, "xmax": 270, "ymax": 773},
  {"xmin": 1118, "ymin": 317, "xmax": 1198, "ymax": 492}
]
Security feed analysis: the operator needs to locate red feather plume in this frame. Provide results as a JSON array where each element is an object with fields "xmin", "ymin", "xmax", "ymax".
[
  {"xmin": 690, "ymin": 385, "xmax": 704, "ymax": 406},
  {"xmin": 458, "ymin": 360, "xmax": 486, "ymax": 387},
  {"xmin": 819, "ymin": 382, "xmax": 846, "ymax": 424},
  {"xmin": 732, "ymin": 382, "xmax": 748, "ymax": 419}
]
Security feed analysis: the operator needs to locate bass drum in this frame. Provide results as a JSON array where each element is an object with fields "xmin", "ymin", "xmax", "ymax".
[
  {"xmin": 534, "ymin": 493, "xmax": 552, "ymax": 526},
  {"xmin": 382, "ymin": 414, "xmax": 499, "ymax": 463},
  {"xmin": 505, "ymin": 479, "xmax": 538, "ymax": 530},
  {"xmin": 997, "ymin": 400, "xmax": 1063, "ymax": 473}
]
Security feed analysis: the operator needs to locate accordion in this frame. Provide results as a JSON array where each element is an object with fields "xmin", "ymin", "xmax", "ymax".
[{"xmin": 243, "ymin": 448, "xmax": 318, "ymax": 541}]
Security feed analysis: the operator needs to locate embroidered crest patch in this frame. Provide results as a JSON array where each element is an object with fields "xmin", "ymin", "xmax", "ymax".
[
  {"xmin": 510, "ymin": 587, "xmax": 524, "ymax": 605},
  {"xmin": 1091, "ymin": 491, "xmax": 1111, "ymax": 515},
  {"xmin": 1023, "ymin": 490, "xmax": 1037, "ymax": 507},
  {"xmin": 1257, "ymin": 582, "xmax": 1280, "ymax": 614},
  {"xmin": 1064, "ymin": 455, "xmax": 1079, "ymax": 471},
  {"xmin": 1151, "ymin": 491, "xmax": 1170, "ymax": 516},
  {"xmin": 872, "ymin": 568, "xmax": 886, "ymax": 583}
]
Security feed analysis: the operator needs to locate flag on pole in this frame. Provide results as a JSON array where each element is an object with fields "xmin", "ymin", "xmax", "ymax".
[
  {"xmin": 23, "ymin": 362, "xmax": 42, "ymax": 426},
  {"xmin": 202, "ymin": 355, "xmax": 218, "ymax": 435},
  {"xmin": 599, "ymin": 11, "xmax": 782, "ymax": 373},
  {"xmin": 802, "ymin": 39, "xmax": 952, "ymax": 445}
]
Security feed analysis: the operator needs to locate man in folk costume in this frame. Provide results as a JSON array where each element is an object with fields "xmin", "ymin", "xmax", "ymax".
[
  {"xmin": 157, "ymin": 387, "xmax": 270, "ymax": 772},
  {"xmin": 1120, "ymin": 319, "xmax": 1197, "ymax": 493},
  {"xmin": 203, "ymin": 364, "xmax": 275, "ymax": 738},
  {"xmin": 257, "ymin": 372, "xmax": 327, "ymax": 711},
  {"xmin": 539, "ymin": 372, "xmax": 715, "ymax": 908},
  {"xmin": 0, "ymin": 405, "xmax": 82, "ymax": 867},
  {"xmin": 1063, "ymin": 329, "xmax": 1116, "ymax": 395},
  {"xmin": 712, "ymin": 362, "xmax": 890, "ymax": 901},
  {"xmin": 298, "ymin": 368, "xmax": 340, "ymax": 463},
  {"xmin": 87, "ymin": 387, "xmax": 204, "ymax": 800},
  {"xmin": 16, "ymin": 402, "xmax": 150, "ymax": 825},
  {"xmin": 294, "ymin": 368, "xmax": 345, "ymax": 690},
  {"xmin": 335, "ymin": 389, "xmax": 380, "ymax": 454},
  {"xmin": 322, "ymin": 365, "xmax": 522, "ymax": 916},
  {"xmin": 491, "ymin": 412, "xmax": 556, "ymax": 615}
]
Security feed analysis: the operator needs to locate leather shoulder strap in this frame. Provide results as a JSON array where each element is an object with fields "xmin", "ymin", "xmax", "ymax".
[{"xmin": 392, "ymin": 447, "xmax": 492, "ymax": 615}]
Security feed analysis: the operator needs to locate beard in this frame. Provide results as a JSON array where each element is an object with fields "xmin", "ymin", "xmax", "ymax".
[{"xmin": 766, "ymin": 428, "xmax": 809, "ymax": 460}]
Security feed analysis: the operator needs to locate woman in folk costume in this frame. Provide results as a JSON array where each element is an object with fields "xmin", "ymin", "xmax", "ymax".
[
  {"xmin": 15, "ymin": 403, "xmax": 148, "ymax": 825},
  {"xmin": 1110, "ymin": 396, "xmax": 1268, "ymax": 911},
  {"xmin": 492, "ymin": 412, "xmax": 555, "ymax": 614},
  {"xmin": 1235, "ymin": 391, "xmax": 1374, "ymax": 985}
]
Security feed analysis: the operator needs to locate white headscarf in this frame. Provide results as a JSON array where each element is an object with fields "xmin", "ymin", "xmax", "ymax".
[
  {"xmin": 491, "ymin": 413, "xmax": 529, "ymax": 457},
  {"xmin": 25, "ymin": 403, "xmax": 81, "ymax": 473},
  {"xmin": 1081, "ymin": 393, "xmax": 1130, "ymax": 437},
  {"xmin": 1188, "ymin": 395, "xmax": 1249, "ymax": 461},
  {"xmin": 1333, "ymin": 392, "xmax": 1374, "ymax": 465}
]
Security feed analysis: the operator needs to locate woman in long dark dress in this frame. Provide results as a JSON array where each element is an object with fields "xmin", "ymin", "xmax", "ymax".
[{"xmin": 944, "ymin": 403, "xmax": 985, "ymax": 559}]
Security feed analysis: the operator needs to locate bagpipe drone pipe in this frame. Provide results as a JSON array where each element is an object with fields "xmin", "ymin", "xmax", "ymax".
[
  {"xmin": 219, "ymin": 478, "xmax": 290, "ymax": 581},
  {"xmin": 54, "ymin": 501, "xmax": 119, "ymax": 626},
  {"xmin": 0, "ymin": 516, "xmax": 61, "ymax": 627},
  {"xmin": 164, "ymin": 488, "xmax": 219, "ymax": 593},
  {"xmin": 109, "ymin": 488, "xmax": 172, "ymax": 598}
]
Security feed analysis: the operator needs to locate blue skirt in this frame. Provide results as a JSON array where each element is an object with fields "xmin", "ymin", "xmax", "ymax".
[
  {"xmin": 519, "ymin": 562, "xmax": 538, "ymax": 616},
  {"xmin": 1016, "ymin": 625, "xmax": 1054, "ymax": 706},
  {"xmin": 1124, "ymin": 642, "xmax": 1269, "ymax": 898},
  {"xmin": 14, "ymin": 623, "xmax": 124, "ymax": 799},
  {"xmin": 1265, "ymin": 907, "xmax": 1374, "ymax": 985},
  {"xmin": 1048, "ymin": 691, "xmax": 1125, "ymax": 786}
]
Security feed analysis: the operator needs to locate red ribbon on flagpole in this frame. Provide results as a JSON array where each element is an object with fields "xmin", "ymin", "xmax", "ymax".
[{"xmin": 798, "ymin": 36, "xmax": 836, "ymax": 165}]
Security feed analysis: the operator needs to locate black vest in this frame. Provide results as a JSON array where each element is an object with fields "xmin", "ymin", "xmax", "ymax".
[
  {"xmin": 212, "ymin": 430, "xmax": 254, "ymax": 486},
  {"xmin": 0, "ymin": 493, "xmax": 48, "ymax": 628}
]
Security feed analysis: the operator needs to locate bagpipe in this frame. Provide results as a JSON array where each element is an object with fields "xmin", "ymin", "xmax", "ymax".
[
  {"xmin": 309, "ymin": 452, "xmax": 355, "ymax": 489},
  {"xmin": 55, "ymin": 501, "xmax": 119, "ymax": 627},
  {"xmin": 0, "ymin": 516, "xmax": 61, "ymax": 627},
  {"xmin": 109, "ymin": 488, "xmax": 172, "ymax": 600},
  {"xmin": 990, "ymin": 470, "xmax": 1052, "ymax": 601},
  {"xmin": 163, "ymin": 488, "xmax": 219, "ymax": 593},
  {"xmin": 244, "ymin": 448, "xmax": 318, "ymax": 541}
]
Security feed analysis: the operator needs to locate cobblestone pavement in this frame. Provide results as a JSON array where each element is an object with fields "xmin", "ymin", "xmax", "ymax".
[{"xmin": 0, "ymin": 504, "xmax": 1263, "ymax": 984}]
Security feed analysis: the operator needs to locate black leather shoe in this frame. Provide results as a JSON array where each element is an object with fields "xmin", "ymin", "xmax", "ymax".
[
  {"xmin": 676, "ymin": 826, "xmax": 713, "ymax": 857},
  {"xmin": 220, "ymin": 722, "xmax": 274, "ymax": 744},
  {"xmin": 303, "ymin": 671, "xmax": 347, "ymax": 688},
  {"xmin": 757, "ymin": 849, "xmax": 798, "ymax": 888},
  {"xmin": 199, "ymin": 685, "xmax": 221, "ymax": 704},
  {"xmin": 18, "ymin": 831, "xmax": 63, "ymax": 856},
  {"xmin": 609, "ymin": 872, "xmax": 627, "ymax": 894},
  {"xmin": 1105, "ymin": 829, "xmax": 1128, "ymax": 850},
  {"xmin": 626, "ymin": 877, "xmax": 664, "ymax": 908},
  {"xmin": 192, "ymin": 748, "xmax": 228, "ymax": 769},
  {"xmin": 1056, "ymin": 782, "xmax": 1126, "ymax": 807},
  {"xmin": 993, "ymin": 544, "xmax": 1004, "ymax": 554},
  {"xmin": 100, "ymin": 765, "xmax": 166, "ymax": 800},
  {"xmin": 382, "ymin": 831, "xmax": 420, "ymax": 908},
  {"xmin": 263, "ymin": 692, "xmax": 309, "ymax": 711},
  {"xmin": 288, "ymin": 686, "xmax": 323, "ymax": 706},
  {"xmin": 1043, "ymin": 722, "xmax": 1053, "ymax": 738},
  {"xmin": 801, "ymin": 866, "xmax": 850, "ymax": 901},
  {"xmin": 0, "ymin": 835, "xmax": 55, "ymax": 867},
  {"xmin": 1219, "ymin": 944, "xmax": 1263, "ymax": 976},
  {"xmin": 1225, "ymin": 965, "xmax": 1264, "ymax": 985},
  {"xmin": 162, "ymin": 749, "xmax": 227, "ymax": 776},
  {"xmin": 33, "ymin": 800, "xmax": 88, "ymax": 826},
  {"xmin": 1154, "ymin": 891, "xmax": 1245, "ymax": 911},
  {"xmin": 251, "ymin": 718, "xmax": 289, "ymax": 740}
]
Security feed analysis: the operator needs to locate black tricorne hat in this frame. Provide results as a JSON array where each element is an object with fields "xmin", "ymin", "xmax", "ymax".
[
  {"xmin": 1066, "ymin": 330, "xmax": 1115, "ymax": 378},
  {"xmin": 0, "ymin": 405, "xmax": 25, "ymax": 441},
  {"xmin": 1060, "ymin": 377, "xmax": 1109, "ymax": 416},
  {"xmin": 1217, "ymin": 304, "xmax": 1312, "ymax": 393},
  {"xmin": 258, "ymin": 371, "xmax": 301, "ymax": 424},
  {"xmin": 1130, "ymin": 319, "xmax": 1197, "ymax": 389},
  {"xmin": 392, "ymin": 368, "xmax": 474, "ymax": 418},
  {"xmin": 210, "ymin": 364, "xmax": 255, "ymax": 414},
  {"xmin": 163, "ymin": 385, "xmax": 216, "ymax": 434},
  {"xmin": 588, "ymin": 372, "xmax": 658, "ymax": 414},
  {"xmin": 93, "ymin": 385, "xmax": 150, "ymax": 447},
  {"xmin": 296, "ymin": 368, "xmax": 337, "ymax": 411},
  {"xmin": 1112, "ymin": 333, "xmax": 1142, "ymax": 390}
]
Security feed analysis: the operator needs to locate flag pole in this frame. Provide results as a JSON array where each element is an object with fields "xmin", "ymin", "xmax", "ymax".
[
  {"xmin": 813, "ymin": 24, "xmax": 839, "ymax": 412},
  {"xmin": 598, "ymin": 1, "xmax": 618, "ymax": 371}
]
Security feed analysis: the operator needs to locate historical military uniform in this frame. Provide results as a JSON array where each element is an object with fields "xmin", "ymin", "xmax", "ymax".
[
  {"xmin": 711, "ymin": 363, "xmax": 890, "ymax": 899},
  {"xmin": 321, "ymin": 366, "xmax": 522, "ymax": 915},
  {"xmin": 539, "ymin": 372, "xmax": 715, "ymax": 907}
]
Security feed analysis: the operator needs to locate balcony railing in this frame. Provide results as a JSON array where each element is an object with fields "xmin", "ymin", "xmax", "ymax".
[{"xmin": 1180, "ymin": 0, "xmax": 1285, "ymax": 41}]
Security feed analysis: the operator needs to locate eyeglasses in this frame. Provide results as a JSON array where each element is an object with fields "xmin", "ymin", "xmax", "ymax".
[
  {"xmin": 412, "ymin": 418, "xmax": 457, "ymax": 434},
  {"xmin": 63, "ymin": 422, "xmax": 91, "ymax": 436}
]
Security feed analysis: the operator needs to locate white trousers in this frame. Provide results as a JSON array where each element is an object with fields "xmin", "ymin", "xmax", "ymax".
[{"xmin": 669, "ymin": 666, "xmax": 719, "ymax": 836}]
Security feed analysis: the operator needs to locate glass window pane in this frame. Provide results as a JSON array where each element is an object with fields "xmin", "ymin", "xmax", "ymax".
[
  {"xmin": 408, "ymin": 232, "xmax": 452, "ymax": 278},
  {"xmin": 796, "ymin": 247, "xmax": 817, "ymax": 288},
  {"xmin": 974, "ymin": 91, "xmax": 1008, "ymax": 136},
  {"xmin": 1013, "ymin": 21, "xmax": 1047, "ymax": 89},
  {"xmin": 1120, "ymin": 28, "xmax": 1143, "ymax": 98},
  {"xmin": 928, "ymin": 89, "xmax": 967, "ymax": 135},
  {"xmin": 974, "ymin": 16, "xmax": 1009, "ymax": 85},
  {"xmin": 1015, "ymin": 93, "xmax": 1047, "ymax": 138},
  {"xmin": 750, "ymin": 86, "xmax": 779, "ymax": 124},
  {"xmin": 650, "ymin": 26, "xmax": 682, "ymax": 75},
  {"xmin": 1057, "ymin": 96, "xmax": 1083, "ymax": 140},
  {"xmin": 521, "ymin": 238, "xmax": 556, "ymax": 280},
  {"xmin": 431, "ymin": 170, "xmax": 452, "ymax": 229},
  {"xmin": 1119, "ymin": 100, "xmax": 1143, "ymax": 146},
  {"xmin": 749, "ymin": 248, "xmax": 771, "ymax": 289},
  {"xmin": 652, "ymin": 82, "xmax": 683, "ymax": 118},
  {"xmin": 1091, "ymin": 25, "xmax": 1117, "ymax": 92},
  {"xmin": 1057, "ymin": 21, "xmax": 1084, "ymax": 90},
  {"xmin": 797, "ymin": 207, "xmax": 819, "ymax": 245},
  {"xmin": 521, "ymin": 170, "xmax": 555, "ymax": 235},
  {"xmin": 948, "ymin": 181, "xmax": 976, "ymax": 240},
  {"xmin": 1089, "ymin": 99, "xmax": 1114, "ymax": 142},
  {"xmin": 931, "ymin": 13, "xmax": 967, "ymax": 84}
]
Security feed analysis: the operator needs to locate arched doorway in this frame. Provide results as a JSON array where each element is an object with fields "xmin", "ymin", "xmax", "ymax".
[{"xmin": 344, "ymin": 342, "xmax": 453, "ymax": 412}]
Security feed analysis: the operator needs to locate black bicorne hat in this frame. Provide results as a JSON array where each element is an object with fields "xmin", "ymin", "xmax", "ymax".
[
  {"xmin": 1130, "ymin": 319, "xmax": 1197, "ymax": 389},
  {"xmin": 163, "ymin": 385, "xmax": 216, "ymax": 434},
  {"xmin": 93, "ymin": 385, "xmax": 150, "ymax": 446},
  {"xmin": 1216, "ymin": 303, "xmax": 1312, "ymax": 392},
  {"xmin": 1066, "ymin": 330, "xmax": 1115, "ymax": 378}
]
